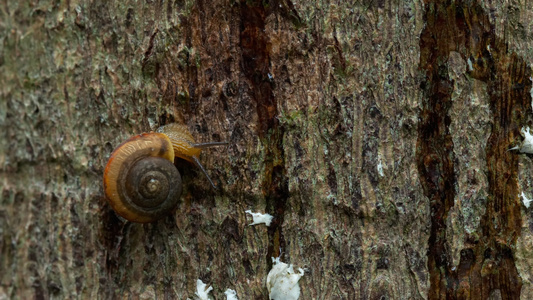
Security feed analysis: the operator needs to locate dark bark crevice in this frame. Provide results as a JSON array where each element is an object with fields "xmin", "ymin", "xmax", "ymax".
[{"xmin": 239, "ymin": 0, "xmax": 289, "ymax": 264}]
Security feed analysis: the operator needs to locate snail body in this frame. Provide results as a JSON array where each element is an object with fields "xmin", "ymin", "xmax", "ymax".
[
  {"xmin": 158, "ymin": 123, "xmax": 202, "ymax": 161},
  {"xmin": 158, "ymin": 123, "xmax": 228, "ymax": 188},
  {"xmin": 103, "ymin": 124, "xmax": 227, "ymax": 223}
]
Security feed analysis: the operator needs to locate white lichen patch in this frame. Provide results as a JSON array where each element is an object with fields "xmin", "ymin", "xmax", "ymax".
[
  {"xmin": 245, "ymin": 210, "xmax": 274, "ymax": 226},
  {"xmin": 267, "ymin": 257, "xmax": 304, "ymax": 300},
  {"xmin": 194, "ymin": 279, "xmax": 213, "ymax": 300},
  {"xmin": 521, "ymin": 192, "xmax": 533, "ymax": 208},
  {"xmin": 467, "ymin": 57, "xmax": 474, "ymax": 71},
  {"xmin": 224, "ymin": 289, "xmax": 238, "ymax": 300},
  {"xmin": 377, "ymin": 159, "xmax": 384, "ymax": 177},
  {"xmin": 510, "ymin": 127, "xmax": 533, "ymax": 153}
]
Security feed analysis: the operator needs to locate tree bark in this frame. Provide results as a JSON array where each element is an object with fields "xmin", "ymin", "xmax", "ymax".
[{"xmin": 2, "ymin": 0, "xmax": 533, "ymax": 299}]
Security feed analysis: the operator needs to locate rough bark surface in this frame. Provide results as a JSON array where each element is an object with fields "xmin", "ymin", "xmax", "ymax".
[{"xmin": 2, "ymin": 0, "xmax": 533, "ymax": 299}]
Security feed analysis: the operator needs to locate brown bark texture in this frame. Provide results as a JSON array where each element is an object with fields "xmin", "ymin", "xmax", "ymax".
[{"xmin": 2, "ymin": 0, "xmax": 533, "ymax": 299}]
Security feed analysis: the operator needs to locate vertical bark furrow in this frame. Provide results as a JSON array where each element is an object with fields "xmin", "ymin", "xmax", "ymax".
[
  {"xmin": 418, "ymin": 5, "xmax": 456, "ymax": 296},
  {"xmin": 239, "ymin": 0, "xmax": 289, "ymax": 262},
  {"xmin": 419, "ymin": 1, "xmax": 529, "ymax": 298}
]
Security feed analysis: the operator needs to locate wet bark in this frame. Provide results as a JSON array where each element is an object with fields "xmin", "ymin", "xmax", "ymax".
[{"xmin": 2, "ymin": 0, "xmax": 533, "ymax": 299}]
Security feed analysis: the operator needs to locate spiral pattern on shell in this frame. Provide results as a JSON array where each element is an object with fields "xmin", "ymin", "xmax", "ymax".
[{"xmin": 103, "ymin": 133, "xmax": 183, "ymax": 223}]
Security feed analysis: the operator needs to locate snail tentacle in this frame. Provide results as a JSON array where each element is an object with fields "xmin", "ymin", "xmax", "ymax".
[
  {"xmin": 192, "ymin": 156, "xmax": 218, "ymax": 190},
  {"xmin": 192, "ymin": 141, "xmax": 229, "ymax": 149}
]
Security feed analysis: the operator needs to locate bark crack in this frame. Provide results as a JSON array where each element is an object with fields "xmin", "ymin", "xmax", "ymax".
[{"xmin": 239, "ymin": 0, "xmax": 289, "ymax": 264}]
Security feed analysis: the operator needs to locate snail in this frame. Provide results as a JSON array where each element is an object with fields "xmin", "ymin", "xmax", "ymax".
[{"xmin": 103, "ymin": 123, "xmax": 227, "ymax": 223}]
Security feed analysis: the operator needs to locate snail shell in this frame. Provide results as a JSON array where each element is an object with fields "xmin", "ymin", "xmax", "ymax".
[
  {"xmin": 103, "ymin": 124, "xmax": 228, "ymax": 223},
  {"xmin": 103, "ymin": 133, "xmax": 183, "ymax": 223}
]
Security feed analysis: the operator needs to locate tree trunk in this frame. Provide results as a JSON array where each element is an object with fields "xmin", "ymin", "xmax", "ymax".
[{"xmin": 2, "ymin": 0, "xmax": 533, "ymax": 299}]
